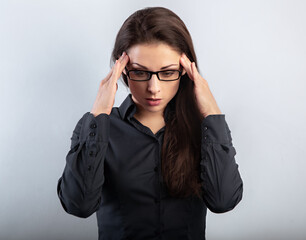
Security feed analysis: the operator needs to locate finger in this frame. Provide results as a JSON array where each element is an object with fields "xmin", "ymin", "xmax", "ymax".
[
  {"xmin": 180, "ymin": 53, "xmax": 193, "ymax": 80},
  {"xmin": 191, "ymin": 62, "xmax": 199, "ymax": 82},
  {"xmin": 119, "ymin": 51, "xmax": 127, "ymax": 63},
  {"xmin": 110, "ymin": 59, "xmax": 121, "ymax": 82},
  {"xmin": 112, "ymin": 53, "xmax": 129, "ymax": 81},
  {"xmin": 192, "ymin": 62, "xmax": 198, "ymax": 76},
  {"xmin": 102, "ymin": 67, "xmax": 114, "ymax": 84},
  {"xmin": 118, "ymin": 52, "xmax": 129, "ymax": 70},
  {"xmin": 181, "ymin": 53, "xmax": 193, "ymax": 74}
]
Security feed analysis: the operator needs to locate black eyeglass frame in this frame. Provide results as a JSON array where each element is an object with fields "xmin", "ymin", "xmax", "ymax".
[{"xmin": 124, "ymin": 67, "xmax": 183, "ymax": 82}]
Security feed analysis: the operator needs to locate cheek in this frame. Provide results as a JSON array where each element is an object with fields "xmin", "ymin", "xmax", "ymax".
[
  {"xmin": 128, "ymin": 81, "xmax": 144, "ymax": 95},
  {"xmin": 169, "ymin": 81, "xmax": 180, "ymax": 95},
  {"xmin": 160, "ymin": 82, "xmax": 180, "ymax": 100}
]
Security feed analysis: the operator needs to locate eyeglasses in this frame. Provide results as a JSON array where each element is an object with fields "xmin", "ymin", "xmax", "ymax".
[{"xmin": 125, "ymin": 67, "xmax": 182, "ymax": 81}]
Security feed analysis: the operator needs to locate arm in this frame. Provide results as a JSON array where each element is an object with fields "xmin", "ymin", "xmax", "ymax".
[
  {"xmin": 200, "ymin": 114, "xmax": 243, "ymax": 213},
  {"xmin": 57, "ymin": 112, "xmax": 110, "ymax": 218}
]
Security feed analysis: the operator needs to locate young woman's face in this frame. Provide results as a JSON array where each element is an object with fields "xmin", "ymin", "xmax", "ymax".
[{"xmin": 124, "ymin": 42, "xmax": 186, "ymax": 116}]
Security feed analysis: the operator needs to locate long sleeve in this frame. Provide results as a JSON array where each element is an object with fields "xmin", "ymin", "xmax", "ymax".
[
  {"xmin": 200, "ymin": 114, "xmax": 243, "ymax": 213},
  {"xmin": 57, "ymin": 112, "xmax": 110, "ymax": 218}
]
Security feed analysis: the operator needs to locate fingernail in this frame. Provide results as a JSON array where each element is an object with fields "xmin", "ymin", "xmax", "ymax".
[{"xmin": 121, "ymin": 51, "xmax": 126, "ymax": 57}]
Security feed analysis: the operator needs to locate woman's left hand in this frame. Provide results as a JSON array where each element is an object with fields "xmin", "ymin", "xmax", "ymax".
[{"xmin": 180, "ymin": 53, "xmax": 222, "ymax": 118}]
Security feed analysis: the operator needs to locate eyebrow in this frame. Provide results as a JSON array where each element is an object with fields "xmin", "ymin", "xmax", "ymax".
[{"xmin": 130, "ymin": 63, "xmax": 179, "ymax": 70}]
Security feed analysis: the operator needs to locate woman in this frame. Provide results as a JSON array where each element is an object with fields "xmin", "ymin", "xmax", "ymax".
[{"xmin": 57, "ymin": 6, "xmax": 243, "ymax": 240}]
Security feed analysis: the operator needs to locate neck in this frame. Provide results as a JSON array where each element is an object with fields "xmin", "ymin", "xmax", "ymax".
[
  {"xmin": 134, "ymin": 106, "xmax": 164, "ymax": 122},
  {"xmin": 133, "ymin": 106, "xmax": 166, "ymax": 135}
]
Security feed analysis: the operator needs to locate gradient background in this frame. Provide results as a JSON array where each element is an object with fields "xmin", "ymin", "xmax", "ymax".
[{"xmin": 1, "ymin": 0, "xmax": 305, "ymax": 239}]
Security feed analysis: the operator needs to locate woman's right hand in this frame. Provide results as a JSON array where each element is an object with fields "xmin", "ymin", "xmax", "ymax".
[{"xmin": 90, "ymin": 52, "xmax": 129, "ymax": 116}]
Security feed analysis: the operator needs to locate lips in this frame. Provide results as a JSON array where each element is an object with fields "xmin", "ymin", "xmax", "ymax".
[
  {"xmin": 145, "ymin": 98, "xmax": 161, "ymax": 106},
  {"xmin": 146, "ymin": 98, "xmax": 161, "ymax": 101}
]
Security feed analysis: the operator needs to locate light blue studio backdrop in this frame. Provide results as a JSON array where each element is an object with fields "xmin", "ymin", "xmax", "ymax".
[{"xmin": 1, "ymin": 0, "xmax": 305, "ymax": 239}]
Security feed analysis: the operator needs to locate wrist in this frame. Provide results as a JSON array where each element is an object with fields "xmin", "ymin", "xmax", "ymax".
[{"xmin": 90, "ymin": 111, "xmax": 111, "ymax": 117}]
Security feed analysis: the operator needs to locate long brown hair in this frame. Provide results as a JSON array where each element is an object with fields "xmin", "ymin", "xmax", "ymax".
[{"xmin": 111, "ymin": 7, "xmax": 204, "ymax": 199}]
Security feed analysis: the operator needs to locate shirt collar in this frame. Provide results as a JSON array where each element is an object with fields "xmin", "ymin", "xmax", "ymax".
[
  {"xmin": 118, "ymin": 94, "xmax": 136, "ymax": 120},
  {"xmin": 118, "ymin": 93, "xmax": 173, "ymax": 123}
]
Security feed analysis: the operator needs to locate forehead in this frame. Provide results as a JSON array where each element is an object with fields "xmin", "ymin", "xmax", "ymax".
[{"xmin": 126, "ymin": 43, "xmax": 181, "ymax": 69}]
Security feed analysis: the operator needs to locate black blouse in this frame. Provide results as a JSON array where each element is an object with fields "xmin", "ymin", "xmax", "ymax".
[{"xmin": 57, "ymin": 93, "xmax": 243, "ymax": 240}]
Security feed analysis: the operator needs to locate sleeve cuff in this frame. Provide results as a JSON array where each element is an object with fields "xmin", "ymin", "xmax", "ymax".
[
  {"xmin": 79, "ymin": 112, "xmax": 110, "ymax": 142},
  {"xmin": 201, "ymin": 114, "xmax": 232, "ymax": 143}
]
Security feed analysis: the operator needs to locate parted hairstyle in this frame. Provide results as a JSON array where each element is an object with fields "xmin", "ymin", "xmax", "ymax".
[{"xmin": 111, "ymin": 6, "xmax": 204, "ymax": 199}]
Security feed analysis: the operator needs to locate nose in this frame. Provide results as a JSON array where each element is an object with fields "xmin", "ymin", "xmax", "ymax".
[{"xmin": 147, "ymin": 73, "xmax": 161, "ymax": 94}]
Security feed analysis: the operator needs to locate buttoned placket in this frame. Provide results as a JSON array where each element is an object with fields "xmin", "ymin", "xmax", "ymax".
[
  {"xmin": 128, "ymin": 116, "xmax": 164, "ymax": 239},
  {"xmin": 151, "ymin": 131, "xmax": 165, "ymax": 239},
  {"xmin": 87, "ymin": 121, "xmax": 98, "ymax": 173},
  {"xmin": 203, "ymin": 126, "xmax": 208, "ymax": 141},
  {"xmin": 202, "ymin": 125, "xmax": 210, "ymax": 163},
  {"xmin": 155, "ymin": 131, "xmax": 164, "ymax": 239}
]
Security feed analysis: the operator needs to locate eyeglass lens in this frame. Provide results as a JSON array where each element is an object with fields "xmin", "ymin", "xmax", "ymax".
[{"xmin": 129, "ymin": 70, "xmax": 180, "ymax": 81}]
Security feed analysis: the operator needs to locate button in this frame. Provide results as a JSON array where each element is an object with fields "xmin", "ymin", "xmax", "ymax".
[
  {"xmin": 204, "ymin": 136, "xmax": 208, "ymax": 140},
  {"xmin": 204, "ymin": 126, "xmax": 208, "ymax": 131},
  {"xmin": 90, "ymin": 123, "xmax": 97, "ymax": 129},
  {"xmin": 89, "ymin": 132, "xmax": 96, "ymax": 137},
  {"xmin": 89, "ymin": 151, "xmax": 94, "ymax": 157},
  {"xmin": 154, "ymin": 167, "xmax": 158, "ymax": 172},
  {"xmin": 87, "ymin": 165, "xmax": 92, "ymax": 171}
]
